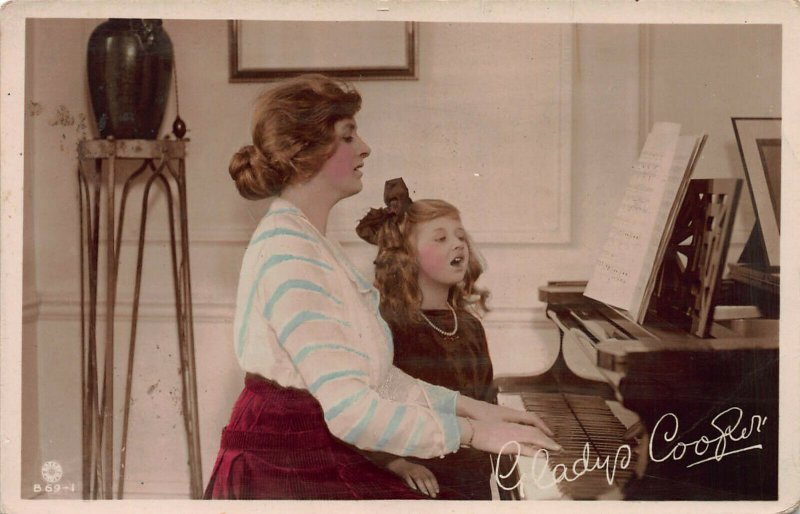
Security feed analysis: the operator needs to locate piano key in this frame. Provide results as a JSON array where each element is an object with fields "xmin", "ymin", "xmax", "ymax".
[{"xmin": 507, "ymin": 391, "xmax": 638, "ymax": 499}]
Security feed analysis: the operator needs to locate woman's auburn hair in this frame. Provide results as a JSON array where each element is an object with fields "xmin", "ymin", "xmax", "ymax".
[
  {"xmin": 373, "ymin": 199, "xmax": 490, "ymax": 325},
  {"xmin": 229, "ymin": 74, "xmax": 362, "ymax": 200}
]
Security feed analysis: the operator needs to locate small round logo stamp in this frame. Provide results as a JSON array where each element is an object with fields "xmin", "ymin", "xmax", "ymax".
[{"xmin": 41, "ymin": 461, "xmax": 63, "ymax": 484}]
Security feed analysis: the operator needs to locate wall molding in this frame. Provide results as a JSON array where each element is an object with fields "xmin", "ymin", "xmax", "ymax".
[
  {"xmin": 97, "ymin": 223, "xmax": 583, "ymax": 250},
  {"xmin": 101, "ymin": 223, "xmax": 746, "ymax": 250},
  {"xmin": 638, "ymin": 24, "xmax": 654, "ymax": 149},
  {"xmin": 483, "ymin": 306, "xmax": 552, "ymax": 329},
  {"xmin": 27, "ymin": 295, "xmax": 234, "ymax": 324},
  {"xmin": 27, "ymin": 294, "xmax": 550, "ymax": 328},
  {"xmin": 23, "ymin": 297, "xmax": 39, "ymax": 324}
]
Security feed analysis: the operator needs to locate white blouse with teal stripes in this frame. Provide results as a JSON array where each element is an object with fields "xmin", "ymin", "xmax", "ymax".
[{"xmin": 233, "ymin": 197, "xmax": 461, "ymax": 458}]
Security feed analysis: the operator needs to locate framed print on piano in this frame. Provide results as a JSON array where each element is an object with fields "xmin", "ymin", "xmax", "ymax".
[
  {"xmin": 228, "ymin": 20, "xmax": 418, "ymax": 82},
  {"xmin": 732, "ymin": 117, "xmax": 781, "ymax": 268}
]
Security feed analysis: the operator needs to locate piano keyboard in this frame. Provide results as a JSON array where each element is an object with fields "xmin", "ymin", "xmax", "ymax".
[{"xmin": 498, "ymin": 392, "xmax": 639, "ymax": 500}]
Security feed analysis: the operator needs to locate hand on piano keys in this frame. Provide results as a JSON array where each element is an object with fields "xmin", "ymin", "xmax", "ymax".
[
  {"xmin": 456, "ymin": 394, "xmax": 562, "ymax": 456},
  {"xmin": 465, "ymin": 418, "xmax": 562, "ymax": 457},
  {"xmin": 496, "ymin": 392, "xmax": 644, "ymax": 500}
]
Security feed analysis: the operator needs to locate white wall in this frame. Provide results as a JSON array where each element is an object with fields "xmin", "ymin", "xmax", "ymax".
[
  {"xmin": 23, "ymin": 20, "xmax": 780, "ymax": 498},
  {"xmin": 647, "ymin": 24, "xmax": 782, "ymax": 245}
]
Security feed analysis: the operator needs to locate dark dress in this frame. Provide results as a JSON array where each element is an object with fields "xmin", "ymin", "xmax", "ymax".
[{"xmin": 388, "ymin": 308, "xmax": 500, "ymax": 500}]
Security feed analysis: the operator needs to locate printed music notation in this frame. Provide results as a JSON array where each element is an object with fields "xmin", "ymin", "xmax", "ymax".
[{"xmin": 584, "ymin": 123, "xmax": 706, "ymax": 320}]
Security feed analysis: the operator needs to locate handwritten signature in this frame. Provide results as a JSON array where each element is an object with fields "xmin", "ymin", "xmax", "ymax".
[
  {"xmin": 493, "ymin": 440, "xmax": 633, "ymax": 494},
  {"xmin": 492, "ymin": 406, "xmax": 767, "ymax": 496},
  {"xmin": 649, "ymin": 407, "xmax": 767, "ymax": 468}
]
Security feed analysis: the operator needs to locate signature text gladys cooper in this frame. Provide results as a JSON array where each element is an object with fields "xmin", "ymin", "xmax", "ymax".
[
  {"xmin": 648, "ymin": 406, "xmax": 767, "ymax": 468},
  {"xmin": 493, "ymin": 406, "xmax": 767, "ymax": 493}
]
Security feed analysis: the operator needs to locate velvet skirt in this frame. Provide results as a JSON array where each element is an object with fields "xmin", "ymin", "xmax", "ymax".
[{"xmin": 203, "ymin": 374, "xmax": 427, "ymax": 500}]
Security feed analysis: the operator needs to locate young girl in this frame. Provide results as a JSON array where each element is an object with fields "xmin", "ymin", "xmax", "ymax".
[{"xmin": 357, "ymin": 179, "xmax": 515, "ymax": 500}]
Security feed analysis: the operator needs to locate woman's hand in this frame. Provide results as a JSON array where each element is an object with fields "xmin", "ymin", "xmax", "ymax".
[
  {"xmin": 385, "ymin": 458, "xmax": 440, "ymax": 498},
  {"xmin": 457, "ymin": 395, "xmax": 554, "ymax": 437},
  {"xmin": 459, "ymin": 417, "xmax": 562, "ymax": 457}
]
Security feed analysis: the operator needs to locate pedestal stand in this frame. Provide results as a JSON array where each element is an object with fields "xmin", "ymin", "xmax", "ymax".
[{"xmin": 77, "ymin": 138, "xmax": 202, "ymax": 499}]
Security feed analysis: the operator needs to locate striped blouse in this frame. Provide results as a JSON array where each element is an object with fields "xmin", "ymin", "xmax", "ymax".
[{"xmin": 233, "ymin": 198, "xmax": 461, "ymax": 458}]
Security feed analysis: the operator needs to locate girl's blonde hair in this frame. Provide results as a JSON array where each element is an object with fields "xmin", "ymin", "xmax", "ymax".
[{"xmin": 373, "ymin": 199, "xmax": 490, "ymax": 325}]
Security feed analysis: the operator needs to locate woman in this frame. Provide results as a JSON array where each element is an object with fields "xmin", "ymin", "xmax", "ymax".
[{"xmin": 204, "ymin": 74, "xmax": 560, "ymax": 500}]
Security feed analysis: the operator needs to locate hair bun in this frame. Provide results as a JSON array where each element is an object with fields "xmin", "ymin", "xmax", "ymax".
[
  {"xmin": 229, "ymin": 144, "xmax": 271, "ymax": 200},
  {"xmin": 228, "ymin": 144, "xmax": 249, "ymax": 174}
]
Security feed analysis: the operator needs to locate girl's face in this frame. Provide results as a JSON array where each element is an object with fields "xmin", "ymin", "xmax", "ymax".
[
  {"xmin": 318, "ymin": 117, "xmax": 371, "ymax": 200},
  {"xmin": 413, "ymin": 215, "xmax": 469, "ymax": 290}
]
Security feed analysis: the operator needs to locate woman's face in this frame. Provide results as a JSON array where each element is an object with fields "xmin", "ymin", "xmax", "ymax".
[
  {"xmin": 413, "ymin": 215, "xmax": 470, "ymax": 290},
  {"xmin": 318, "ymin": 117, "xmax": 371, "ymax": 200}
]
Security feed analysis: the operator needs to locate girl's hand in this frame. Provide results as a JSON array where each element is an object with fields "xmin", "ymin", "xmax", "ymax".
[
  {"xmin": 385, "ymin": 458, "xmax": 440, "ymax": 498},
  {"xmin": 457, "ymin": 395, "xmax": 554, "ymax": 437},
  {"xmin": 464, "ymin": 418, "xmax": 562, "ymax": 457}
]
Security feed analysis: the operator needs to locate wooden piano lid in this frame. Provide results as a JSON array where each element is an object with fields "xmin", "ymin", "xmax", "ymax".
[{"xmin": 538, "ymin": 281, "xmax": 590, "ymax": 305}]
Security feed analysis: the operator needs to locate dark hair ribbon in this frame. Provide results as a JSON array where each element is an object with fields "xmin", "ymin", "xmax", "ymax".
[{"xmin": 356, "ymin": 177, "xmax": 412, "ymax": 245}]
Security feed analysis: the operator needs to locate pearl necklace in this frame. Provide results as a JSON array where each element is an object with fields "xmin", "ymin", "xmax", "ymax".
[{"xmin": 419, "ymin": 303, "xmax": 458, "ymax": 337}]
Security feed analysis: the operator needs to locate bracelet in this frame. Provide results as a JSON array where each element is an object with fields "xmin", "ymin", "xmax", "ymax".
[{"xmin": 464, "ymin": 418, "xmax": 475, "ymax": 446}]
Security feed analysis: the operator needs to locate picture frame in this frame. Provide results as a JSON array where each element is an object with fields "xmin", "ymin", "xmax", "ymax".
[
  {"xmin": 228, "ymin": 20, "xmax": 418, "ymax": 82},
  {"xmin": 732, "ymin": 117, "xmax": 781, "ymax": 267}
]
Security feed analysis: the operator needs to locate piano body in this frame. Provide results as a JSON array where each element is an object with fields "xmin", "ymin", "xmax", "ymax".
[{"xmin": 494, "ymin": 177, "xmax": 780, "ymax": 501}]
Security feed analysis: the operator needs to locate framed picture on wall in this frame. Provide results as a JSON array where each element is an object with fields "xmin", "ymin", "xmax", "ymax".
[
  {"xmin": 228, "ymin": 20, "xmax": 418, "ymax": 82},
  {"xmin": 732, "ymin": 117, "xmax": 781, "ymax": 267}
]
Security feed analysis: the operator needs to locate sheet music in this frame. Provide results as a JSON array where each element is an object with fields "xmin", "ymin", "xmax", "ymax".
[
  {"xmin": 635, "ymin": 134, "xmax": 707, "ymax": 321},
  {"xmin": 584, "ymin": 122, "xmax": 695, "ymax": 317}
]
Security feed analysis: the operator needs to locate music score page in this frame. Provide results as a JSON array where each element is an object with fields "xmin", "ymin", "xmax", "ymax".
[{"xmin": 584, "ymin": 122, "xmax": 701, "ymax": 319}]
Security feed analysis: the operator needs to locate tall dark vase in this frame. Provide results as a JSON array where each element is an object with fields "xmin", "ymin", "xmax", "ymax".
[{"xmin": 87, "ymin": 19, "xmax": 173, "ymax": 140}]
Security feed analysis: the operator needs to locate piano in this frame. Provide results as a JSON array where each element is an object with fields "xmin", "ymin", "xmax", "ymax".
[{"xmin": 493, "ymin": 176, "xmax": 780, "ymax": 501}]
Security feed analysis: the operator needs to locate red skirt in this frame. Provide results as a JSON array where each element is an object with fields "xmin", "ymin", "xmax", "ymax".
[{"xmin": 204, "ymin": 374, "xmax": 427, "ymax": 500}]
